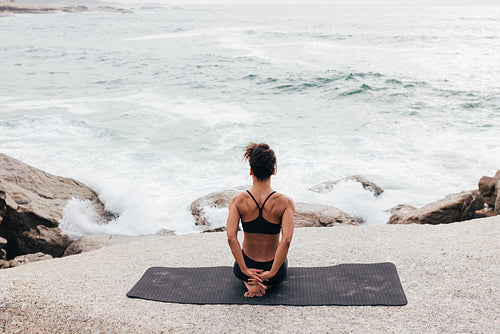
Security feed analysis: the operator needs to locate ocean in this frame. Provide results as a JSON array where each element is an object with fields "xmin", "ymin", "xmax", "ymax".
[{"xmin": 1, "ymin": 5, "xmax": 499, "ymax": 237}]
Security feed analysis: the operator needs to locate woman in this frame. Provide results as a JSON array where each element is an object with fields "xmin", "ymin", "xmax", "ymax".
[{"xmin": 226, "ymin": 143, "xmax": 295, "ymax": 298}]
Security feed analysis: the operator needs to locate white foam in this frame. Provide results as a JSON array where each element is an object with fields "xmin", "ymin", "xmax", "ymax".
[
  {"xmin": 126, "ymin": 26, "xmax": 261, "ymax": 41},
  {"xmin": 199, "ymin": 206, "xmax": 230, "ymax": 229},
  {"xmin": 124, "ymin": 92, "xmax": 255, "ymax": 126}
]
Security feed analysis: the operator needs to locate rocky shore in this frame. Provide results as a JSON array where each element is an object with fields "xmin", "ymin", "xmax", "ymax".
[
  {"xmin": 0, "ymin": 1, "xmax": 134, "ymax": 15},
  {"xmin": 1, "ymin": 152, "xmax": 499, "ymax": 270},
  {"xmin": 0, "ymin": 153, "xmax": 498, "ymax": 331}
]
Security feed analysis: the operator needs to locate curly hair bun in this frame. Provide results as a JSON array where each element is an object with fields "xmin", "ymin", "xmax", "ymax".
[{"xmin": 244, "ymin": 143, "xmax": 276, "ymax": 181}]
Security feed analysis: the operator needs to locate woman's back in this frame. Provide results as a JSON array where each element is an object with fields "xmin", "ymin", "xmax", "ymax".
[{"xmin": 234, "ymin": 190, "xmax": 291, "ymax": 262}]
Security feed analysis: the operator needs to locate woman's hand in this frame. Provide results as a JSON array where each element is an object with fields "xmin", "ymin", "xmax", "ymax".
[
  {"xmin": 245, "ymin": 268, "xmax": 268, "ymax": 289},
  {"xmin": 256, "ymin": 271, "xmax": 275, "ymax": 282}
]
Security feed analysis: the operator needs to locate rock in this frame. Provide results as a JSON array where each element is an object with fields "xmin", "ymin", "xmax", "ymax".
[
  {"xmin": 97, "ymin": 6, "xmax": 133, "ymax": 13},
  {"xmin": 191, "ymin": 187, "xmax": 356, "ymax": 228},
  {"xmin": 155, "ymin": 229, "xmax": 176, "ymax": 236},
  {"xmin": 0, "ymin": 260, "xmax": 9, "ymax": 269},
  {"xmin": 17, "ymin": 225, "xmax": 71, "ymax": 258},
  {"xmin": 0, "ymin": 153, "xmax": 113, "ymax": 259},
  {"xmin": 191, "ymin": 187, "xmax": 246, "ymax": 226},
  {"xmin": 63, "ymin": 234, "xmax": 158, "ymax": 256},
  {"xmin": 202, "ymin": 226, "xmax": 227, "ymax": 233},
  {"xmin": 475, "ymin": 207, "xmax": 495, "ymax": 218},
  {"xmin": 61, "ymin": 6, "xmax": 88, "ymax": 13},
  {"xmin": 309, "ymin": 175, "xmax": 384, "ymax": 196},
  {"xmin": 478, "ymin": 170, "xmax": 500, "ymax": 214},
  {"xmin": 387, "ymin": 190, "xmax": 484, "ymax": 225},
  {"xmin": 0, "ymin": 236, "xmax": 7, "ymax": 261},
  {"xmin": 8, "ymin": 252, "xmax": 52, "ymax": 268},
  {"xmin": 387, "ymin": 204, "xmax": 417, "ymax": 225},
  {"xmin": 294, "ymin": 203, "xmax": 356, "ymax": 227},
  {"xmin": 495, "ymin": 180, "xmax": 500, "ymax": 216},
  {"xmin": 0, "ymin": 3, "xmax": 60, "ymax": 14}
]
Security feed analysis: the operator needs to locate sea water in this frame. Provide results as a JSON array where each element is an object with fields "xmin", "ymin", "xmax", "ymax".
[{"xmin": 1, "ymin": 5, "xmax": 499, "ymax": 237}]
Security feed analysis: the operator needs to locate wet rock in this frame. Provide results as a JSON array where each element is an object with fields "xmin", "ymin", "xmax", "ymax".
[
  {"xmin": 294, "ymin": 203, "xmax": 356, "ymax": 227},
  {"xmin": 0, "ymin": 153, "xmax": 113, "ymax": 259},
  {"xmin": 191, "ymin": 187, "xmax": 356, "ymax": 228},
  {"xmin": 61, "ymin": 6, "xmax": 88, "ymax": 13},
  {"xmin": 191, "ymin": 187, "xmax": 247, "ymax": 226},
  {"xmin": 475, "ymin": 207, "xmax": 495, "ymax": 218},
  {"xmin": 478, "ymin": 170, "xmax": 500, "ymax": 215},
  {"xmin": 309, "ymin": 175, "xmax": 384, "ymax": 196},
  {"xmin": 0, "ymin": 236, "xmax": 7, "ymax": 261},
  {"xmin": 17, "ymin": 225, "xmax": 71, "ymax": 258},
  {"xmin": 387, "ymin": 190, "xmax": 484, "ymax": 225},
  {"xmin": 97, "ymin": 6, "xmax": 133, "ymax": 13},
  {"xmin": 8, "ymin": 252, "xmax": 52, "ymax": 268},
  {"xmin": 387, "ymin": 204, "xmax": 417, "ymax": 225}
]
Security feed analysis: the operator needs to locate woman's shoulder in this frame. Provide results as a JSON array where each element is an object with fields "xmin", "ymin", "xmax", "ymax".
[
  {"xmin": 271, "ymin": 192, "xmax": 295, "ymax": 211},
  {"xmin": 229, "ymin": 191, "xmax": 251, "ymax": 205}
]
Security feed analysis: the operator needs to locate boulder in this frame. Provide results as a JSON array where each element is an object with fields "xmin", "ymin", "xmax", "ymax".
[
  {"xmin": 309, "ymin": 175, "xmax": 384, "ymax": 196},
  {"xmin": 191, "ymin": 187, "xmax": 246, "ymax": 226},
  {"xmin": 478, "ymin": 170, "xmax": 500, "ymax": 215},
  {"xmin": 495, "ymin": 180, "xmax": 500, "ymax": 216},
  {"xmin": 63, "ymin": 234, "xmax": 160, "ymax": 256},
  {"xmin": 0, "ymin": 236, "xmax": 7, "ymax": 261},
  {"xmin": 294, "ymin": 203, "xmax": 356, "ymax": 227},
  {"xmin": 387, "ymin": 204, "xmax": 417, "ymax": 225},
  {"xmin": 8, "ymin": 252, "xmax": 53, "ymax": 268},
  {"xmin": 0, "ymin": 260, "xmax": 9, "ymax": 269},
  {"xmin": 0, "ymin": 153, "xmax": 114, "ymax": 259},
  {"xmin": 191, "ymin": 188, "xmax": 356, "ymax": 228},
  {"xmin": 387, "ymin": 190, "xmax": 484, "ymax": 225}
]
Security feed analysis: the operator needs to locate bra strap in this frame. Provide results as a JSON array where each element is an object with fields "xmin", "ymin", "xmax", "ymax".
[
  {"xmin": 246, "ymin": 190, "xmax": 276, "ymax": 212},
  {"xmin": 246, "ymin": 190, "xmax": 261, "ymax": 209},
  {"xmin": 261, "ymin": 191, "xmax": 276, "ymax": 210}
]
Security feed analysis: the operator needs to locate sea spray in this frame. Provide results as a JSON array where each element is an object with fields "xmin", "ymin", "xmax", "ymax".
[{"xmin": 2, "ymin": 5, "xmax": 499, "ymax": 235}]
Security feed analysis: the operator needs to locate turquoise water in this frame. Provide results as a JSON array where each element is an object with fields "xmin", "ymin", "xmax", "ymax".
[{"xmin": 1, "ymin": 5, "xmax": 499, "ymax": 235}]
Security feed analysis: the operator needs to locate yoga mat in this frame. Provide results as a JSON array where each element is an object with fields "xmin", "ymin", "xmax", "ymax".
[{"xmin": 126, "ymin": 262, "xmax": 407, "ymax": 306}]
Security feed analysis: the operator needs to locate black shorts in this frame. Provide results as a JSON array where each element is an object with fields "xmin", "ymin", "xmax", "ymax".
[{"xmin": 233, "ymin": 250, "xmax": 287, "ymax": 286}]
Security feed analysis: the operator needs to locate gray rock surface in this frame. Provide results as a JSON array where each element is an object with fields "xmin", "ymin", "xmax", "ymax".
[
  {"xmin": 191, "ymin": 187, "xmax": 356, "ymax": 228},
  {"xmin": 309, "ymin": 175, "xmax": 384, "ymax": 196},
  {"xmin": 0, "ymin": 153, "xmax": 113, "ymax": 259},
  {"xmin": 0, "ymin": 217, "xmax": 498, "ymax": 333},
  {"xmin": 388, "ymin": 190, "xmax": 484, "ymax": 225}
]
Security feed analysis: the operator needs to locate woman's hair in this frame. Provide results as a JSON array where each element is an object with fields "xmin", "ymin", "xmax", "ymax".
[{"xmin": 243, "ymin": 143, "xmax": 276, "ymax": 181}]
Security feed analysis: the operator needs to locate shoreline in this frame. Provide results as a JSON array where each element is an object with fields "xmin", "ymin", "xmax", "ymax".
[{"xmin": 1, "ymin": 216, "xmax": 498, "ymax": 333}]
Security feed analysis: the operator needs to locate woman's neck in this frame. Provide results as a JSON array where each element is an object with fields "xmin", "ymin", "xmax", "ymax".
[{"xmin": 250, "ymin": 176, "xmax": 272, "ymax": 194}]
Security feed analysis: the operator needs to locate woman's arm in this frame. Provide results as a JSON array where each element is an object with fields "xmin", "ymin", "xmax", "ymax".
[
  {"xmin": 226, "ymin": 196, "xmax": 263, "ymax": 283},
  {"xmin": 259, "ymin": 198, "xmax": 295, "ymax": 281}
]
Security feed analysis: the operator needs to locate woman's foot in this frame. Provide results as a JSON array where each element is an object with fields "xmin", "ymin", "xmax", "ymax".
[{"xmin": 243, "ymin": 281, "xmax": 267, "ymax": 298}]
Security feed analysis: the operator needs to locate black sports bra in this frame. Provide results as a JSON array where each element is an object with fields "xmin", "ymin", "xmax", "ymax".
[{"xmin": 241, "ymin": 190, "xmax": 281, "ymax": 235}]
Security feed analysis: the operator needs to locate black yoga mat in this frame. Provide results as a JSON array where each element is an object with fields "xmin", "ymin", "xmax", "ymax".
[{"xmin": 127, "ymin": 262, "xmax": 407, "ymax": 306}]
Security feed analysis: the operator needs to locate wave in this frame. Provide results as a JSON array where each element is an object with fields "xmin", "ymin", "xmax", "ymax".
[{"xmin": 126, "ymin": 26, "xmax": 262, "ymax": 41}]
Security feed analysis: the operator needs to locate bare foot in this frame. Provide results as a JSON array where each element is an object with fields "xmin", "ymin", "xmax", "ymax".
[{"xmin": 243, "ymin": 281, "xmax": 267, "ymax": 298}]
